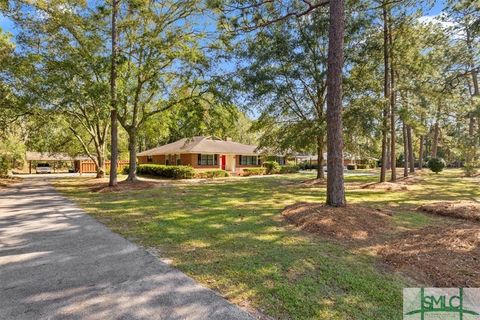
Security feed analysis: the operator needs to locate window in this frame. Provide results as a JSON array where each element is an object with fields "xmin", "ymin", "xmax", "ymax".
[
  {"xmin": 147, "ymin": 156, "xmax": 153, "ymax": 163},
  {"xmin": 198, "ymin": 154, "xmax": 218, "ymax": 166},
  {"xmin": 239, "ymin": 155, "xmax": 258, "ymax": 166}
]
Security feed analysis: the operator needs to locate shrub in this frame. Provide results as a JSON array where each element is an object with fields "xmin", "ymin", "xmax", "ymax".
[
  {"xmin": 427, "ymin": 157, "xmax": 446, "ymax": 174},
  {"xmin": 347, "ymin": 164, "xmax": 356, "ymax": 170},
  {"xmin": 356, "ymin": 164, "xmax": 368, "ymax": 170},
  {"xmin": 136, "ymin": 164, "xmax": 195, "ymax": 179},
  {"xmin": 263, "ymin": 161, "xmax": 281, "ymax": 174},
  {"xmin": 298, "ymin": 162, "xmax": 319, "ymax": 170},
  {"xmin": 195, "ymin": 170, "xmax": 230, "ymax": 179},
  {"xmin": 242, "ymin": 168, "xmax": 265, "ymax": 176},
  {"xmin": 122, "ymin": 166, "xmax": 130, "ymax": 175},
  {"xmin": 0, "ymin": 155, "xmax": 9, "ymax": 177},
  {"xmin": 462, "ymin": 164, "xmax": 478, "ymax": 177},
  {"xmin": 279, "ymin": 165, "xmax": 300, "ymax": 174}
]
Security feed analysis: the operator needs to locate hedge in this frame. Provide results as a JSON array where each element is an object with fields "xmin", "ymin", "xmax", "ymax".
[
  {"xmin": 298, "ymin": 162, "xmax": 319, "ymax": 170},
  {"xmin": 242, "ymin": 168, "xmax": 265, "ymax": 176},
  {"xmin": 263, "ymin": 161, "xmax": 281, "ymax": 174},
  {"xmin": 279, "ymin": 165, "xmax": 300, "ymax": 174},
  {"xmin": 135, "ymin": 164, "xmax": 195, "ymax": 179},
  {"xmin": 195, "ymin": 170, "xmax": 230, "ymax": 179}
]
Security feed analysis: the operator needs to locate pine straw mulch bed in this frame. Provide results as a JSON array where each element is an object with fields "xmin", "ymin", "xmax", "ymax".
[
  {"xmin": 282, "ymin": 202, "xmax": 480, "ymax": 287},
  {"xmin": 418, "ymin": 201, "xmax": 480, "ymax": 222}
]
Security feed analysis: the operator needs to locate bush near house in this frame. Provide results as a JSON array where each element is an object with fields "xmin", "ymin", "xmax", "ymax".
[
  {"xmin": 298, "ymin": 162, "xmax": 319, "ymax": 170},
  {"xmin": 242, "ymin": 168, "xmax": 266, "ymax": 176},
  {"xmin": 279, "ymin": 165, "xmax": 300, "ymax": 174},
  {"xmin": 135, "ymin": 164, "xmax": 196, "ymax": 179},
  {"xmin": 263, "ymin": 161, "xmax": 281, "ymax": 174},
  {"xmin": 195, "ymin": 170, "xmax": 230, "ymax": 179}
]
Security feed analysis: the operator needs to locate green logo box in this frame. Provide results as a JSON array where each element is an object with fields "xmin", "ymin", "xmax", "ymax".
[{"xmin": 404, "ymin": 288, "xmax": 480, "ymax": 320}]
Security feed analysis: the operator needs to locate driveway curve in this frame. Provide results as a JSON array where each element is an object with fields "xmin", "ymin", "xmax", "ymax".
[{"xmin": 0, "ymin": 180, "xmax": 254, "ymax": 320}]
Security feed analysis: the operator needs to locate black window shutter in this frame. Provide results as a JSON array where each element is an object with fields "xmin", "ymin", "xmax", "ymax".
[{"xmin": 198, "ymin": 154, "xmax": 201, "ymax": 165}]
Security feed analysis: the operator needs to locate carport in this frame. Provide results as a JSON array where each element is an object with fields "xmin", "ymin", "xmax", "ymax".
[{"xmin": 25, "ymin": 152, "xmax": 89, "ymax": 174}]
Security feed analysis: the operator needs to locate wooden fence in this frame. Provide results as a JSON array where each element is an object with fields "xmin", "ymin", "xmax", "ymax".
[{"xmin": 79, "ymin": 160, "xmax": 129, "ymax": 173}]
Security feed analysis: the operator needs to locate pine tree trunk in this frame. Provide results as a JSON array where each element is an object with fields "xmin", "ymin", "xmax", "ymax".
[
  {"xmin": 402, "ymin": 121, "xmax": 408, "ymax": 177},
  {"xmin": 380, "ymin": 3, "xmax": 390, "ymax": 183},
  {"xmin": 380, "ymin": 3, "xmax": 390, "ymax": 182},
  {"xmin": 418, "ymin": 135, "xmax": 424, "ymax": 170},
  {"xmin": 126, "ymin": 129, "xmax": 138, "ymax": 182},
  {"xmin": 386, "ymin": 138, "xmax": 391, "ymax": 170},
  {"xmin": 407, "ymin": 125, "xmax": 415, "ymax": 173},
  {"xmin": 325, "ymin": 0, "xmax": 346, "ymax": 207},
  {"xmin": 109, "ymin": 0, "xmax": 119, "ymax": 187},
  {"xmin": 432, "ymin": 122, "xmax": 439, "ymax": 158},
  {"xmin": 388, "ymin": 11, "xmax": 396, "ymax": 182},
  {"xmin": 316, "ymin": 135, "xmax": 325, "ymax": 180}
]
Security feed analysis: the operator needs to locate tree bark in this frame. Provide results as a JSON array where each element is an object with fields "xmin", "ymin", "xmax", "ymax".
[
  {"xmin": 316, "ymin": 135, "xmax": 325, "ymax": 180},
  {"xmin": 325, "ymin": 0, "xmax": 346, "ymax": 207},
  {"xmin": 418, "ymin": 135, "xmax": 424, "ymax": 170},
  {"xmin": 380, "ymin": 3, "xmax": 390, "ymax": 183},
  {"xmin": 96, "ymin": 150, "xmax": 106, "ymax": 178},
  {"xmin": 109, "ymin": 0, "xmax": 119, "ymax": 187},
  {"xmin": 402, "ymin": 121, "xmax": 408, "ymax": 177},
  {"xmin": 431, "ymin": 122, "xmax": 439, "ymax": 158},
  {"xmin": 388, "ymin": 10, "xmax": 396, "ymax": 182},
  {"xmin": 126, "ymin": 129, "xmax": 138, "ymax": 182},
  {"xmin": 407, "ymin": 125, "xmax": 414, "ymax": 173}
]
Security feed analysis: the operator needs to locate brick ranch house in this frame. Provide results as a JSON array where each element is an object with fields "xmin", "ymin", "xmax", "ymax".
[{"xmin": 137, "ymin": 136, "xmax": 282, "ymax": 175}]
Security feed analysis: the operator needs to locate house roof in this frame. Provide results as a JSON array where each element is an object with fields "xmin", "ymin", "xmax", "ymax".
[
  {"xmin": 137, "ymin": 136, "xmax": 259, "ymax": 156},
  {"xmin": 25, "ymin": 151, "xmax": 90, "ymax": 161}
]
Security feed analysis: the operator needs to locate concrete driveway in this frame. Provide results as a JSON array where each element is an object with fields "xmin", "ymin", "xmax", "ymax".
[{"xmin": 0, "ymin": 181, "xmax": 254, "ymax": 320}]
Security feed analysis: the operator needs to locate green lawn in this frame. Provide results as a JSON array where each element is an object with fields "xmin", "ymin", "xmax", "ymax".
[{"xmin": 54, "ymin": 169, "xmax": 479, "ymax": 319}]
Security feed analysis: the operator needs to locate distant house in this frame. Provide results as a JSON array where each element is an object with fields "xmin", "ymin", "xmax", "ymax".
[
  {"xmin": 293, "ymin": 152, "xmax": 376, "ymax": 168},
  {"xmin": 137, "ymin": 136, "xmax": 278, "ymax": 174}
]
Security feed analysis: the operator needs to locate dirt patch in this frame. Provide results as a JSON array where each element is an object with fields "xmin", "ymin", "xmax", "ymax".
[
  {"xmin": 361, "ymin": 182, "xmax": 409, "ymax": 191},
  {"xmin": 419, "ymin": 201, "xmax": 480, "ymax": 222},
  {"xmin": 282, "ymin": 202, "xmax": 480, "ymax": 287},
  {"xmin": 282, "ymin": 202, "xmax": 394, "ymax": 245},
  {"xmin": 360, "ymin": 174, "xmax": 424, "ymax": 191},
  {"xmin": 380, "ymin": 224, "xmax": 480, "ymax": 287}
]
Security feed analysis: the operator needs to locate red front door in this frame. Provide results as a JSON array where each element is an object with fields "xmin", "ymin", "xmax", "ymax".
[{"xmin": 221, "ymin": 155, "xmax": 226, "ymax": 170}]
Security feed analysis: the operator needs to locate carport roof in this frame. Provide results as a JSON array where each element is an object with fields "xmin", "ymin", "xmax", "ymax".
[{"xmin": 26, "ymin": 152, "xmax": 90, "ymax": 161}]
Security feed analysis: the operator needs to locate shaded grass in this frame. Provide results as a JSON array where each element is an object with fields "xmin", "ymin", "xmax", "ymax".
[{"xmin": 54, "ymin": 169, "xmax": 479, "ymax": 320}]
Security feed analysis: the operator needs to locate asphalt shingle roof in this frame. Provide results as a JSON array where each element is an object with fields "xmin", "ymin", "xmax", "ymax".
[{"xmin": 137, "ymin": 136, "xmax": 259, "ymax": 156}]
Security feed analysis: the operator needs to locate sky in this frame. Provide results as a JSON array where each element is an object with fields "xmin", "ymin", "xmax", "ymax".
[{"xmin": 0, "ymin": 1, "xmax": 446, "ymax": 37}]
